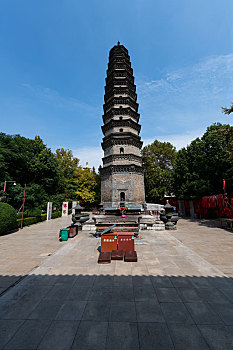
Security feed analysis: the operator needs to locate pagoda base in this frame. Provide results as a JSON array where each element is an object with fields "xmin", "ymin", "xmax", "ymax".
[{"xmin": 101, "ymin": 172, "xmax": 145, "ymax": 207}]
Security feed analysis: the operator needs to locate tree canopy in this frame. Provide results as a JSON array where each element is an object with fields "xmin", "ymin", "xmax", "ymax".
[
  {"xmin": 222, "ymin": 103, "xmax": 233, "ymax": 115},
  {"xmin": 142, "ymin": 140, "xmax": 177, "ymax": 202},
  {"xmin": 172, "ymin": 123, "xmax": 233, "ymax": 199},
  {"xmin": 75, "ymin": 166, "xmax": 100, "ymax": 203},
  {"xmin": 0, "ymin": 133, "xmax": 100, "ymax": 210}
]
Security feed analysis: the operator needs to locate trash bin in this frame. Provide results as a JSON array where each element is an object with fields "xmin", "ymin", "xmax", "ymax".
[
  {"xmin": 59, "ymin": 228, "xmax": 69, "ymax": 241},
  {"xmin": 117, "ymin": 232, "xmax": 135, "ymax": 252},
  {"xmin": 101, "ymin": 233, "xmax": 117, "ymax": 252},
  {"xmin": 68, "ymin": 226, "xmax": 77, "ymax": 238}
]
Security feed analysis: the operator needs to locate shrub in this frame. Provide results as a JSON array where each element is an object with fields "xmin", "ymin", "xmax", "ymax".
[
  {"xmin": 17, "ymin": 216, "xmax": 39, "ymax": 228},
  {"xmin": 41, "ymin": 213, "xmax": 47, "ymax": 221},
  {"xmin": 25, "ymin": 208, "xmax": 42, "ymax": 217},
  {"xmin": 0, "ymin": 202, "xmax": 17, "ymax": 234},
  {"xmin": 51, "ymin": 211, "xmax": 62, "ymax": 219}
]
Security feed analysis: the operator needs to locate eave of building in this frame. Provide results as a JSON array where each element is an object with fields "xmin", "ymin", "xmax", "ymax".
[
  {"xmin": 102, "ymin": 107, "xmax": 140, "ymax": 124},
  {"xmin": 101, "ymin": 118, "xmax": 141, "ymax": 134}
]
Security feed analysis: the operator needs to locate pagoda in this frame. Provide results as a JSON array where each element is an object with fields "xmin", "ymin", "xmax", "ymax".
[{"xmin": 100, "ymin": 42, "xmax": 145, "ymax": 207}]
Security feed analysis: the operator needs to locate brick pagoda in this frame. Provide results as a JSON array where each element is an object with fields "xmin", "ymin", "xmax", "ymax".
[{"xmin": 101, "ymin": 42, "xmax": 145, "ymax": 207}]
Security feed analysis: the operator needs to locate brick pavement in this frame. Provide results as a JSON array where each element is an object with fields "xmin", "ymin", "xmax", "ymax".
[
  {"xmin": 0, "ymin": 216, "xmax": 71, "ymax": 295},
  {"xmin": 172, "ymin": 218, "xmax": 233, "ymax": 277},
  {"xmin": 0, "ymin": 217, "xmax": 233, "ymax": 349}
]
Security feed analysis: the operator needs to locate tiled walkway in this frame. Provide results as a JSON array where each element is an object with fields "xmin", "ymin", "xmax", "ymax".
[
  {"xmin": 172, "ymin": 218, "xmax": 233, "ymax": 277},
  {"xmin": 0, "ymin": 218, "xmax": 233, "ymax": 349},
  {"xmin": 0, "ymin": 215, "xmax": 71, "ymax": 295}
]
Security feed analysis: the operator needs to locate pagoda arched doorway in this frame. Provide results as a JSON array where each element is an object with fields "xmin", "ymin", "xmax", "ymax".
[{"xmin": 120, "ymin": 192, "xmax": 125, "ymax": 202}]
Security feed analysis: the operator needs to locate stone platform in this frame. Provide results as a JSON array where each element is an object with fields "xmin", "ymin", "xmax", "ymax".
[{"xmin": 93, "ymin": 214, "xmax": 165, "ymax": 234}]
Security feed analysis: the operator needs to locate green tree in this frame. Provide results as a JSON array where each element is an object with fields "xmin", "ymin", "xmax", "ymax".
[
  {"xmin": 172, "ymin": 123, "xmax": 233, "ymax": 199},
  {"xmin": 75, "ymin": 166, "xmax": 100, "ymax": 203},
  {"xmin": 222, "ymin": 103, "xmax": 233, "ymax": 115},
  {"xmin": 142, "ymin": 140, "xmax": 177, "ymax": 202},
  {"xmin": 0, "ymin": 202, "xmax": 17, "ymax": 234},
  {"xmin": 0, "ymin": 133, "xmax": 65, "ymax": 209},
  {"xmin": 55, "ymin": 148, "xmax": 79, "ymax": 200}
]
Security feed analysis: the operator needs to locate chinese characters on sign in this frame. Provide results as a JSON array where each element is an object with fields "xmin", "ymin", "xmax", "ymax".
[{"xmin": 62, "ymin": 202, "xmax": 68, "ymax": 216}]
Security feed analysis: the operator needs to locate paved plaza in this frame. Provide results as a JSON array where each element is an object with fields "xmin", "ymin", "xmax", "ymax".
[{"xmin": 0, "ymin": 217, "xmax": 233, "ymax": 349}]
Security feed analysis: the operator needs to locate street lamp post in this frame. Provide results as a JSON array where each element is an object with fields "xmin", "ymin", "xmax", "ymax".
[
  {"xmin": 3, "ymin": 179, "xmax": 16, "ymax": 193},
  {"xmin": 21, "ymin": 184, "xmax": 27, "ymax": 229},
  {"xmin": 2, "ymin": 179, "xmax": 16, "ymax": 201}
]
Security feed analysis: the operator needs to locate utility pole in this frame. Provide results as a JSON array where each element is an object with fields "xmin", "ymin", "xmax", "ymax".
[{"xmin": 21, "ymin": 184, "xmax": 27, "ymax": 229}]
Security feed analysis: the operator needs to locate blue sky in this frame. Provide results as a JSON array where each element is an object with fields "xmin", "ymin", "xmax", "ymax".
[{"xmin": 1, "ymin": 0, "xmax": 233, "ymax": 168}]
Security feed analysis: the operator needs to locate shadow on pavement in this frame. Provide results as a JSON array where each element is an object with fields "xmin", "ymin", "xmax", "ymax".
[
  {"xmin": 180, "ymin": 217, "xmax": 233, "ymax": 231},
  {"xmin": 0, "ymin": 273, "xmax": 233, "ymax": 349}
]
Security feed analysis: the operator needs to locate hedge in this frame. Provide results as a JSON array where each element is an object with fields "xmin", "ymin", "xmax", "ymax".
[
  {"xmin": 17, "ymin": 217, "xmax": 38, "ymax": 228},
  {"xmin": 51, "ymin": 211, "xmax": 62, "ymax": 219},
  {"xmin": 0, "ymin": 202, "xmax": 17, "ymax": 234},
  {"xmin": 17, "ymin": 210, "xmax": 69, "ymax": 228}
]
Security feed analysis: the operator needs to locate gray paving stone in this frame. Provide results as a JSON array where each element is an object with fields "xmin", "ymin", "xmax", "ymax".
[
  {"xmin": 110, "ymin": 301, "xmax": 137, "ymax": 322},
  {"xmin": 135, "ymin": 300, "xmax": 165, "ymax": 323},
  {"xmin": 2, "ymin": 297, "xmax": 40, "ymax": 320},
  {"xmin": 189, "ymin": 276, "xmax": 212, "ymax": 289},
  {"xmin": 106, "ymin": 322, "xmax": 139, "ymax": 350},
  {"xmin": 71, "ymin": 321, "xmax": 108, "ymax": 350},
  {"xmin": 113, "ymin": 275, "xmax": 133, "ymax": 286},
  {"xmin": 66, "ymin": 284, "xmax": 92, "ymax": 301},
  {"xmin": 198, "ymin": 324, "xmax": 233, "ymax": 350},
  {"xmin": 0, "ymin": 277, "xmax": 21, "ymax": 289},
  {"xmin": 176, "ymin": 287, "xmax": 202, "ymax": 302},
  {"xmin": 210, "ymin": 303, "xmax": 233, "ymax": 325},
  {"xmin": 28, "ymin": 300, "xmax": 61, "ymax": 320},
  {"xmin": 88, "ymin": 286, "xmax": 113, "ymax": 302},
  {"xmin": 185, "ymin": 301, "xmax": 223, "ymax": 325},
  {"xmin": 76, "ymin": 275, "xmax": 96, "ymax": 287},
  {"xmin": 168, "ymin": 324, "xmax": 209, "ymax": 350},
  {"xmin": 138, "ymin": 322, "xmax": 174, "ymax": 350},
  {"xmin": 156, "ymin": 287, "xmax": 181, "ymax": 302},
  {"xmin": 208, "ymin": 277, "xmax": 233, "ymax": 290},
  {"xmin": 197, "ymin": 287, "xmax": 230, "ymax": 304},
  {"xmin": 132, "ymin": 276, "xmax": 152, "ymax": 286},
  {"xmin": 4, "ymin": 319, "xmax": 51, "ymax": 349},
  {"xmin": 0, "ymin": 320, "xmax": 24, "ymax": 349},
  {"xmin": 170, "ymin": 276, "xmax": 193, "ymax": 288},
  {"xmin": 1, "ymin": 283, "xmax": 52, "ymax": 301},
  {"xmin": 151, "ymin": 276, "xmax": 173, "ymax": 288},
  {"xmin": 29, "ymin": 274, "xmax": 60, "ymax": 286},
  {"xmin": 160, "ymin": 302, "xmax": 194, "ymax": 324},
  {"xmin": 93, "ymin": 275, "xmax": 114, "ymax": 287},
  {"xmin": 82, "ymin": 301, "xmax": 111, "ymax": 321},
  {"xmin": 43, "ymin": 282, "xmax": 71, "ymax": 300},
  {"xmin": 112, "ymin": 285, "xmax": 134, "ymax": 301},
  {"xmin": 55, "ymin": 274, "xmax": 77, "ymax": 285},
  {"xmin": 0, "ymin": 300, "xmax": 18, "ymax": 320},
  {"xmin": 37, "ymin": 320, "xmax": 79, "ymax": 350},
  {"xmin": 134, "ymin": 285, "xmax": 157, "ymax": 301},
  {"xmin": 217, "ymin": 288, "xmax": 233, "ymax": 302},
  {"xmin": 56, "ymin": 300, "xmax": 86, "ymax": 320}
]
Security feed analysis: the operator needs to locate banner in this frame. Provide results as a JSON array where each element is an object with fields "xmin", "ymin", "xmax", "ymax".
[
  {"xmin": 47, "ymin": 202, "xmax": 52, "ymax": 221},
  {"xmin": 62, "ymin": 202, "xmax": 68, "ymax": 216},
  {"xmin": 72, "ymin": 201, "xmax": 77, "ymax": 215}
]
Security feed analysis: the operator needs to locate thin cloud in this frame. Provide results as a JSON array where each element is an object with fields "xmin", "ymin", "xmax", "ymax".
[
  {"xmin": 137, "ymin": 53, "xmax": 233, "ymax": 137},
  {"xmin": 21, "ymin": 83, "xmax": 100, "ymax": 115},
  {"xmin": 143, "ymin": 128, "xmax": 206, "ymax": 150}
]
